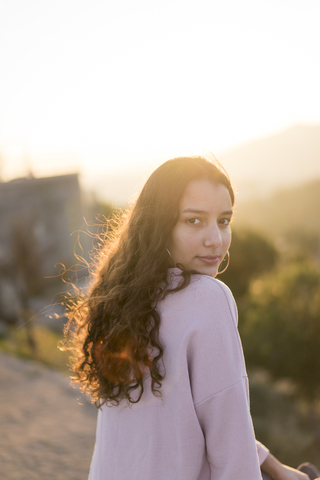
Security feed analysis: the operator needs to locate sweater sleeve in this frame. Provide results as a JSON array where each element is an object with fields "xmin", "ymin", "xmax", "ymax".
[
  {"xmin": 187, "ymin": 277, "xmax": 262, "ymax": 480},
  {"xmin": 256, "ymin": 440, "xmax": 269, "ymax": 465}
]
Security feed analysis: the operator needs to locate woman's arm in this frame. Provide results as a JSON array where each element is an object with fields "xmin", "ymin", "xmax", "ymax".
[
  {"xmin": 188, "ymin": 278, "xmax": 263, "ymax": 479},
  {"xmin": 261, "ymin": 453, "xmax": 309, "ymax": 480}
]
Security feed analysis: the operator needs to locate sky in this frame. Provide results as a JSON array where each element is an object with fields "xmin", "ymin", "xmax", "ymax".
[{"xmin": 0, "ymin": 0, "xmax": 320, "ymax": 197}]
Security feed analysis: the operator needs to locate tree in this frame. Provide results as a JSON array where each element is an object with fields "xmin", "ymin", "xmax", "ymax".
[
  {"xmin": 7, "ymin": 215, "xmax": 46, "ymax": 352},
  {"xmin": 219, "ymin": 229, "xmax": 278, "ymax": 301}
]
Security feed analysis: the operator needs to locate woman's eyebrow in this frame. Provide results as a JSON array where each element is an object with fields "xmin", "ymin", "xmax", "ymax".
[
  {"xmin": 181, "ymin": 208, "xmax": 208, "ymax": 214},
  {"xmin": 181, "ymin": 208, "xmax": 233, "ymax": 215},
  {"xmin": 222, "ymin": 210, "xmax": 234, "ymax": 216}
]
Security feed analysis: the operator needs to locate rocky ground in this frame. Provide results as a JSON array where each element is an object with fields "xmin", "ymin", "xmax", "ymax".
[{"xmin": 0, "ymin": 352, "xmax": 97, "ymax": 480}]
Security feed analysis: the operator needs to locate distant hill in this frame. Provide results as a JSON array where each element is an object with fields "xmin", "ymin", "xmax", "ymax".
[
  {"xmin": 234, "ymin": 178, "xmax": 320, "ymax": 244},
  {"xmin": 88, "ymin": 124, "xmax": 320, "ymax": 205},
  {"xmin": 219, "ymin": 124, "xmax": 320, "ymax": 200}
]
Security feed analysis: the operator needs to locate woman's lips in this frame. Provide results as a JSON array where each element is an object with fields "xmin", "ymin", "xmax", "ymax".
[{"xmin": 197, "ymin": 255, "xmax": 220, "ymax": 264}]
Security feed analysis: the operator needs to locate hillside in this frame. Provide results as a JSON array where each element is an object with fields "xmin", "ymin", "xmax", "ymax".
[
  {"xmin": 234, "ymin": 178, "xmax": 320, "ymax": 244},
  {"xmin": 220, "ymin": 124, "xmax": 320, "ymax": 199},
  {"xmin": 89, "ymin": 124, "xmax": 320, "ymax": 205}
]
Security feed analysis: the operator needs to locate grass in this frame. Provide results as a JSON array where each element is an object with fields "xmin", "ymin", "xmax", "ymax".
[{"xmin": 0, "ymin": 324, "xmax": 70, "ymax": 374}]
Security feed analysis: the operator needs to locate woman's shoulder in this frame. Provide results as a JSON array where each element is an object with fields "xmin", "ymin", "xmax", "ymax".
[
  {"xmin": 167, "ymin": 268, "xmax": 236, "ymax": 312},
  {"xmin": 161, "ymin": 270, "xmax": 239, "ymax": 337},
  {"xmin": 191, "ymin": 275, "xmax": 236, "ymax": 317},
  {"xmin": 193, "ymin": 273, "xmax": 232, "ymax": 296}
]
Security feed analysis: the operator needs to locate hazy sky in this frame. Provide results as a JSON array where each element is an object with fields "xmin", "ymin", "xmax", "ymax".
[{"xmin": 1, "ymin": 0, "xmax": 320, "ymax": 185}]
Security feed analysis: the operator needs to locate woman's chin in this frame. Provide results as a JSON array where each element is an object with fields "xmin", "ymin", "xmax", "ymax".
[{"xmin": 194, "ymin": 264, "xmax": 219, "ymax": 277}]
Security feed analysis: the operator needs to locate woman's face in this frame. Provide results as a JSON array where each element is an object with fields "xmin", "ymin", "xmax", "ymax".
[{"xmin": 168, "ymin": 178, "xmax": 233, "ymax": 277}]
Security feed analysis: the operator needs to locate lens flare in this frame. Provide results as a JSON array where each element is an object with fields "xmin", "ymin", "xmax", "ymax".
[{"xmin": 94, "ymin": 336, "xmax": 152, "ymax": 385}]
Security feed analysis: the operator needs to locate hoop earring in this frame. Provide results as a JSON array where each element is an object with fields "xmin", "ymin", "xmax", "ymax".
[
  {"xmin": 166, "ymin": 248, "xmax": 175, "ymax": 267},
  {"xmin": 217, "ymin": 251, "xmax": 230, "ymax": 275}
]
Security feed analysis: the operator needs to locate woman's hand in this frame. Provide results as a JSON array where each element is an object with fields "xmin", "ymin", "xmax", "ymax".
[
  {"xmin": 261, "ymin": 453, "xmax": 310, "ymax": 480},
  {"xmin": 273, "ymin": 464, "xmax": 310, "ymax": 480}
]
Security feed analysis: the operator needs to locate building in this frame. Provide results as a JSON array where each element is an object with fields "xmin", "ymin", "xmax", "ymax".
[
  {"xmin": 0, "ymin": 173, "xmax": 85, "ymax": 324},
  {"xmin": 0, "ymin": 173, "xmax": 83, "ymax": 275}
]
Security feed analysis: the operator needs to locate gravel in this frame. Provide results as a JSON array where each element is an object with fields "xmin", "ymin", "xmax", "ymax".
[{"xmin": 0, "ymin": 353, "xmax": 97, "ymax": 480}]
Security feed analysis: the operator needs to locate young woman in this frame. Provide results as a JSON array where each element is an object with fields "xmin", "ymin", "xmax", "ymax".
[{"xmin": 67, "ymin": 156, "xmax": 311, "ymax": 480}]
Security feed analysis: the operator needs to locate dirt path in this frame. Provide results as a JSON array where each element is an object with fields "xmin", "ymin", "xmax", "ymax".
[{"xmin": 0, "ymin": 352, "xmax": 97, "ymax": 480}]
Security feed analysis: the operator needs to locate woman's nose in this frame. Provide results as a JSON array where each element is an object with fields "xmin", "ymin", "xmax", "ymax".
[{"xmin": 203, "ymin": 225, "xmax": 222, "ymax": 248}]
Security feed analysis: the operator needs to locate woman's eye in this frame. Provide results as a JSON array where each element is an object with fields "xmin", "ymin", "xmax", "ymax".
[
  {"xmin": 220, "ymin": 218, "xmax": 231, "ymax": 226},
  {"xmin": 187, "ymin": 218, "xmax": 201, "ymax": 225}
]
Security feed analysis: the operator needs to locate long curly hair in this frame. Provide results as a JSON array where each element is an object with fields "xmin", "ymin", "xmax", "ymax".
[{"xmin": 65, "ymin": 155, "xmax": 234, "ymax": 406}]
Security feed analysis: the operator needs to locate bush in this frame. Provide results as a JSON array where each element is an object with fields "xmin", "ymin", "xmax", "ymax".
[{"xmin": 241, "ymin": 260, "xmax": 320, "ymax": 401}]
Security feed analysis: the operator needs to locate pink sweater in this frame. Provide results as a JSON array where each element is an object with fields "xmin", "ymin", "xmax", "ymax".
[{"xmin": 89, "ymin": 268, "xmax": 268, "ymax": 480}]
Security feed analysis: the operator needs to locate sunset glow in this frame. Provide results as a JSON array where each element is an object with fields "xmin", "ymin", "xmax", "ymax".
[{"xmin": 1, "ymin": 0, "xmax": 320, "ymax": 198}]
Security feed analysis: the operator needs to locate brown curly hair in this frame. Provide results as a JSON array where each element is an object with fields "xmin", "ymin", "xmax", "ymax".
[{"xmin": 65, "ymin": 155, "xmax": 234, "ymax": 406}]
